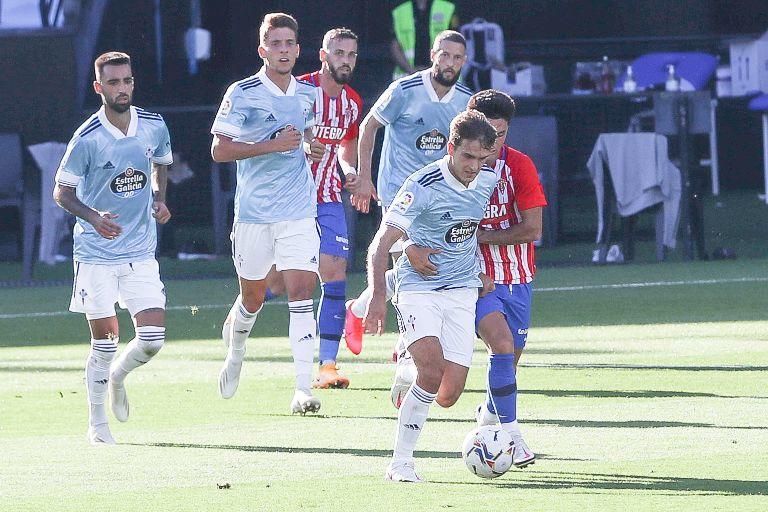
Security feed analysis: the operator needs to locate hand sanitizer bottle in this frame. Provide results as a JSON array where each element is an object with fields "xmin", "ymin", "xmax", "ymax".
[
  {"xmin": 665, "ymin": 64, "xmax": 679, "ymax": 92},
  {"xmin": 623, "ymin": 65, "xmax": 637, "ymax": 93}
]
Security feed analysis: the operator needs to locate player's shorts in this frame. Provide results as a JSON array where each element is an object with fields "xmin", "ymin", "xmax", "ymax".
[
  {"xmin": 69, "ymin": 258, "xmax": 166, "ymax": 320},
  {"xmin": 475, "ymin": 282, "xmax": 533, "ymax": 350},
  {"xmin": 393, "ymin": 287, "xmax": 478, "ymax": 368},
  {"xmin": 231, "ymin": 218, "xmax": 320, "ymax": 280},
  {"xmin": 381, "ymin": 205, "xmax": 404, "ymax": 254},
  {"xmin": 317, "ymin": 202, "xmax": 349, "ymax": 259}
]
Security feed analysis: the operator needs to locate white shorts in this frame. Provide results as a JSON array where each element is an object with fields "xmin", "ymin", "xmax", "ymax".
[
  {"xmin": 392, "ymin": 287, "xmax": 479, "ymax": 368},
  {"xmin": 69, "ymin": 259, "xmax": 166, "ymax": 320},
  {"xmin": 231, "ymin": 218, "xmax": 320, "ymax": 280}
]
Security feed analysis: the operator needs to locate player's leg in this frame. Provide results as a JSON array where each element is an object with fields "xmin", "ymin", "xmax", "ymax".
[
  {"xmin": 109, "ymin": 259, "xmax": 167, "ymax": 421},
  {"xmin": 387, "ymin": 335, "xmax": 444, "ymax": 483},
  {"xmin": 70, "ymin": 262, "xmax": 119, "ymax": 444},
  {"xmin": 434, "ymin": 288, "xmax": 476, "ymax": 409},
  {"xmin": 219, "ymin": 222, "xmax": 272, "ymax": 399},
  {"xmin": 314, "ymin": 202, "xmax": 350, "ymax": 389},
  {"xmin": 263, "ymin": 265, "xmax": 286, "ymax": 302},
  {"xmin": 276, "ymin": 218, "xmax": 321, "ymax": 414},
  {"xmin": 476, "ymin": 284, "xmax": 535, "ymax": 468}
]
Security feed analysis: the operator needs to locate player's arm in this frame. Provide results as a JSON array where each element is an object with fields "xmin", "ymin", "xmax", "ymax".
[
  {"xmin": 339, "ymin": 136, "xmax": 360, "ymax": 191},
  {"xmin": 211, "ymin": 131, "xmax": 302, "ymax": 163},
  {"xmin": 151, "ymin": 162, "xmax": 171, "ymax": 224},
  {"xmin": 364, "ymin": 223, "xmax": 405, "ymax": 334},
  {"xmin": 53, "ymin": 184, "xmax": 122, "ymax": 240},
  {"xmin": 390, "ymin": 39, "xmax": 415, "ymax": 75},
  {"xmin": 477, "ymin": 207, "xmax": 543, "ymax": 245},
  {"xmin": 352, "ymin": 113, "xmax": 383, "ymax": 212}
]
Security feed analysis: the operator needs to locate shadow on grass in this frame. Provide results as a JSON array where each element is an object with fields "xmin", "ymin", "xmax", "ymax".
[
  {"xmin": 436, "ymin": 471, "xmax": 768, "ymax": 496},
  {"xmin": 526, "ymin": 363, "xmax": 768, "ymax": 372},
  {"xmin": 131, "ymin": 441, "xmax": 455, "ymax": 459},
  {"xmin": 0, "ymin": 364, "xmax": 82, "ymax": 372},
  {"xmin": 461, "ymin": 388, "xmax": 768, "ymax": 400}
]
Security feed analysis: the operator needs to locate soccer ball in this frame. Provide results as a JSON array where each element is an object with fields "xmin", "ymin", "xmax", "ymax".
[{"xmin": 461, "ymin": 425, "xmax": 514, "ymax": 479}]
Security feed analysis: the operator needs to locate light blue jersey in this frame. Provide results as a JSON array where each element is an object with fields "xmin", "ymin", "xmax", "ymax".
[
  {"xmin": 56, "ymin": 106, "xmax": 173, "ymax": 264},
  {"xmin": 371, "ymin": 70, "xmax": 472, "ymax": 207},
  {"xmin": 211, "ymin": 68, "xmax": 317, "ymax": 223},
  {"xmin": 384, "ymin": 156, "xmax": 497, "ymax": 292}
]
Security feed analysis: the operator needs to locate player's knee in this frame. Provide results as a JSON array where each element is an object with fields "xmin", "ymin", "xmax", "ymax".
[
  {"xmin": 137, "ymin": 327, "xmax": 165, "ymax": 357},
  {"xmin": 488, "ymin": 335, "xmax": 515, "ymax": 355}
]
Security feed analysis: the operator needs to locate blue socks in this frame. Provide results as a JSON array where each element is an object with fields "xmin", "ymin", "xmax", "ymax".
[
  {"xmin": 318, "ymin": 280, "xmax": 346, "ymax": 364},
  {"xmin": 486, "ymin": 353, "xmax": 517, "ymax": 423},
  {"xmin": 264, "ymin": 288, "xmax": 277, "ymax": 302}
]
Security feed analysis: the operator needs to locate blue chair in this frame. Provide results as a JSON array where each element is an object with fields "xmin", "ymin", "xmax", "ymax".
[
  {"xmin": 748, "ymin": 93, "xmax": 768, "ymax": 204},
  {"xmin": 618, "ymin": 52, "xmax": 718, "ymax": 92}
]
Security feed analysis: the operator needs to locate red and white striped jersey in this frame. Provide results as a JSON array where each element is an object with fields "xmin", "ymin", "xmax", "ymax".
[
  {"xmin": 479, "ymin": 145, "xmax": 548, "ymax": 284},
  {"xmin": 298, "ymin": 71, "xmax": 362, "ymax": 204}
]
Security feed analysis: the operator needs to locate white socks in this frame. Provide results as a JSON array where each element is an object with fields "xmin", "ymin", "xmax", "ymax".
[
  {"xmin": 393, "ymin": 383, "xmax": 435, "ymax": 463},
  {"xmin": 111, "ymin": 326, "xmax": 165, "ymax": 385},
  {"xmin": 501, "ymin": 419, "xmax": 522, "ymax": 438},
  {"xmin": 228, "ymin": 296, "xmax": 260, "ymax": 362},
  {"xmin": 288, "ymin": 299, "xmax": 316, "ymax": 392},
  {"xmin": 351, "ymin": 269, "xmax": 396, "ymax": 318},
  {"xmin": 86, "ymin": 338, "xmax": 118, "ymax": 427}
]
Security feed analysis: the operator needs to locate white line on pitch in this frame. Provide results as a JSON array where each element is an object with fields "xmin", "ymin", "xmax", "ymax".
[{"xmin": 0, "ymin": 276, "xmax": 765, "ymax": 320}]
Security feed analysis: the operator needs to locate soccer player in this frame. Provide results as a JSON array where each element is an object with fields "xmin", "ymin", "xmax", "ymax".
[
  {"xmin": 406, "ymin": 90, "xmax": 546, "ymax": 468},
  {"xmin": 344, "ymin": 29, "xmax": 472, "ymax": 355},
  {"xmin": 53, "ymin": 51, "xmax": 173, "ymax": 444},
  {"xmin": 211, "ymin": 13, "xmax": 326, "ymax": 414},
  {"xmin": 263, "ymin": 28, "xmax": 363, "ymax": 389},
  {"xmin": 365, "ymin": 110, "xmax": 498, "ymax": 482}
]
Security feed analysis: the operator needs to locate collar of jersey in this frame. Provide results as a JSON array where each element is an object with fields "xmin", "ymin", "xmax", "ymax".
[
  {"xmin": 420, "ymin": 69, "xmax": 456, "ymax": 103},
  {"xmin": 257, "ymin": 67, "xmax": 297, "ymax": 96},
  {"xmin": 440, "ymin": 155, "xmax": 478, "ymax": 191},
  {"xmin": 98, "ymin": 106, "xmax": 138, "ymax": 139}
]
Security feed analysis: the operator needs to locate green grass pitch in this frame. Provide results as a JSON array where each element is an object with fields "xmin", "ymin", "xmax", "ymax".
[{"xmin": 1, "ymin": 259, "xmax": 767, "ymax": 511}]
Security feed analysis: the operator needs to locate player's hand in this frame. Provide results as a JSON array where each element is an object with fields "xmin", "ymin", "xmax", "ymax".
[
  {"xmin": 350, "ymin": 177, "xmax": 378, "ymax": 213},
  {"xmin": 152, "ymin": 201, "xmax": 172, "ymax": 224},
  {"xmin": 304, "ymin": 139, "xmax": 325, "ymax": 162},
  {"xmin": 364, "ymin": 294, "xmax": 387, "ymax": 335},
  {"xmin": 405, "ymin": 245, "xmax": 441, "ymax": 277},
  {"xmin": 344, "ymin": 173, "xmax": 360, "ymax": 194},
  {"xmin": 271, "ymin": 125, "xmax": 302, "ymax": 153},
  {"xmin": 479, "ymin": 272, "xmax": 495, "ymax": 297},
  {"xmin": 89, "ymin": 211, "xmax": 122, "ymax": 240}
]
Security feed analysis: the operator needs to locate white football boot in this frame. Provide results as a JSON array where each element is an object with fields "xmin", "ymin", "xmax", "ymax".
[
  {"xmin": 290, "ymin": 389, "xmax": 321, "ymax": 415},
  {"xmin": 108, "ymin": 375, "xmax": 130, "ymax": 422},
  {"xmin": 511, "ymin": 434, "xmax": 536, "ymax": 468},
  {"xmin": 385, "ymin": 461, "xmax": 423, "ymax": 483},
  {"xmin": 87, "ymin": 423, "xmax": 116, "ymax": 445}
]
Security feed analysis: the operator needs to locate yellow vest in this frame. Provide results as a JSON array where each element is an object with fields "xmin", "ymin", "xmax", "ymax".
[{"xmin": 392, "ymin": 0, "xmax": 455, "ymax": 79}]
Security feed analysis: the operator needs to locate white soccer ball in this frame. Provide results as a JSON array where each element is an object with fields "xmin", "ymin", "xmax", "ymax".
[{"xmin": 461, "ymin": 425, "xmax": 514, "ymax": 479}]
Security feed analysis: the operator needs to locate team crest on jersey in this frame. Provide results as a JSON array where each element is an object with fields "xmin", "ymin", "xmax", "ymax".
[
  {"xmin": 415, "ymin": 129, "xmax": 447, "ymax": 154},
  {"xmin": 218, "ymin": 98, "xmax": 232, "ymax": 117},
  {"xmin": 496, "ymin": 179, "xmax": 507, "ymax": 194},
  {"xmin": 444, "ymin": 220, "xmax": 479, "ymax": 244},
  {"xmin": 110, "ymin": 167, "xmax": 147, "ymax": 198},
  {"xmin": 391, "ymin": 191, "xmax": 415, "ymax": 214}
]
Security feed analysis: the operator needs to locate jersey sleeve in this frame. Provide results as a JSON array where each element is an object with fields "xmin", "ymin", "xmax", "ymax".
[
  {"xmin": 383, "ymin": 178, "xmax": 428, "ymax": 232},
  {"xmin": 371, "ymin": 81, "xmax": 406, "ymax": 126},
  {"xmin": 509, "ymin": 153, "xmax": 548, "ymax": 210},
  {"xmin": 152, "ymin": 121, "xmax": 173, "ymax": 165},
  {"xmin": 343, "ymin": 91, "xmax": 363, "ymax": 141},
  {"xmin": 55, "ymin": 136, "xmax": 90, "ymax": 187},
  {"xmin": 210, "ymin": 83, "xmax": 248, "ymax": 139}
]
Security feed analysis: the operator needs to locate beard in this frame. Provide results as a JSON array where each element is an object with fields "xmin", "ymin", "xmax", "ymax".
[
  {"xmin": 432, "ymin": 67, "xmax": 460, "ymax": 87},
  {"xmin": 107, "ymin": 96, "xmax": 131, "ymax": 113},
  {"xmin": 328, "ymin": 62, "xmax": 353, "ymax": 85}
]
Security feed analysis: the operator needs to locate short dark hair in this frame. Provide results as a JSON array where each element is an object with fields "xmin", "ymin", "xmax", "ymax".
[
  {"xmin": 432, "ymin": 30, "xmax": 466, "ymax": 51},
  {"xmin": 467, "ymin": 89, "xmax": 516, "ymax": 122},
  {"xmin": 449, "ymin": 110, "xmax": 497, "ymax": 150},
  {"xmin": 259, "ymin": 12, "xmax": 299, "ymax": 45},
  {"xmin": 322, "ymin": 27, "xmax": 358, "ymax": 49},
  {"xmin": 94, "ymin": 51, "xmax": 131, "ymax": 80}
]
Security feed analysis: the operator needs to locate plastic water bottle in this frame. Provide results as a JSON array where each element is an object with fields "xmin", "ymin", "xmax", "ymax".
[
  {"xmin": 623, "ymin": 65, "xmax": 637, "ymax": 93},
  {"xmin": 665, "ymin": 64, "xmax": 679, "ymax": 92}
]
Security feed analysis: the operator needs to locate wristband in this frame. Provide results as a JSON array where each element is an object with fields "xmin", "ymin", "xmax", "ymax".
[{"xmin": 401, "ymin": 239, "xmax": 416, "ymax": 252}]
